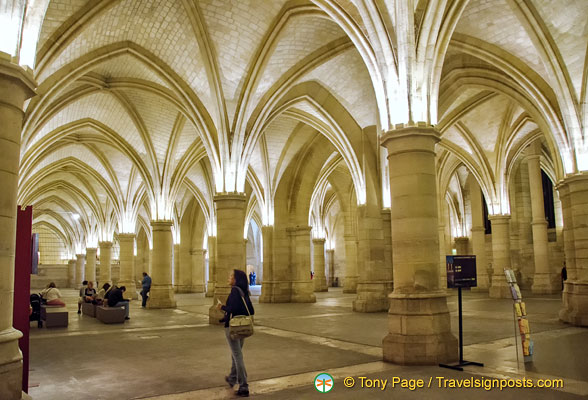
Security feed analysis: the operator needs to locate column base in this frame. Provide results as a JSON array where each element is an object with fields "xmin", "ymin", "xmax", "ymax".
[
  {"xmin": 205, "ymin": 281, "xmax": 215, "ymax": 297},
  {"xmin": 560, "ymin": 281, "xmax": 588, "ymax": 326},
  {"xmin": 147, "ymin": 285, "xmax": 176, "ymax": 309},
  {"xmin": 343, "ymin": 275, "xmax": 358, "ymax": 293},
  {"xmin": 532, "ymin": 273, "xmax": 560, "ymax": 294},
  {"xmin": 291, "ymin": 281, "xmax": 316, "ymax": 303},
  {"xmin": 352, "ymin": 281, "xmax": 391, "ymax": 312},
  {"xmin": 489, "ymin": 275, "xmax": 512, "ymax": 298},
  {"xmin": 175, "ymin": 285, "xmax": 193, "ymax": 293},
  {"xmin": 313, "ymin": 277, "xmax": 328, "ymax": 292},
  {"xmin": 190, "ymin": 284, "xmax": 205, "ymax": 293},
  {"xmin": 259, "ymin": 281, "xmax": 291, "ymax": 303},
  {"xmin": 382, "ymin": 292, "xmax": 458, "ymax": 365},
  {"xmin": 0, "ymin": 328, "xmax": 23, "ymax": 400},
  {"xmin": 118, "ymin": 280, "xmax": 138, "ymax": 300}
]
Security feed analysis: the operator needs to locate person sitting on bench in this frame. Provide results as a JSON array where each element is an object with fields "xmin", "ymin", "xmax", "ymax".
[
  {"xmin": 95, "ymin": 283, "xmax": 111, "ymax": 305},
  {"xmin": 84, "ymin": 281, "xmax": 97, "ymax": 303},
  {"xmin": 77, "ymin": 280, "xmax": 88, "ymax": 314},
  {"xmin": 106, "ymin": 286, "xmax": 130, "ymax": 320},
  {"xmin": 40, "ymin": 282, "xmax": 66, "ymax": 306}
]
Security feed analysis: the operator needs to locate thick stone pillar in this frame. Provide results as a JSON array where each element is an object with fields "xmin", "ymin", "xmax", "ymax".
[
  {"xmin": 148, "ymin": 221, "xmax": 176, "ymax": 308},
  {"xmin": 209, "ymin": 194, "xmax": 247, "ymax": 323},
  {"xmin": 118, "ymin": 234, "xmax": 137, "ymax": 300},
  {"xmin": 190, "ymin": 249, "xmax": 206, "ymax": 292},
  {"xmin": 177, "ymin": 244, "xmax": 192, "ymax": 293},
  {"xmin": 469, "ymin": 179, "xmax": 489, "ymax": 290},
  {"xmin": 488, "ymin": 215, "xmax": 513, "ymax": 298},
  {"xmin": 326, "ymin": 249, "xmax": 335, "ymax": 285},
  {"xmin": 559, "ymin": 174, "xmax": 588, "ymax": 326},
  {"xmin": 75, "ymin": 254, "xmax": 85, "ymax": 288},
  {"xmin": 259, "ymin": 226, "xmax": 276, "ymax": 302},
  {"xmin": 98, "ymin": 241, "xmax": 112, "ymax": 286},
  {"xmin": 67, "ymin": 259, "xmax": 76, "ymax": 288},
  {"xmin": 0, "ymin": 56, "xmax": 36, "ymax": 400},
  {"xmin": 289, "ymin": 226, "xmax": 316, "ymax": 302},
  {"xmin": 343, "ymin": 235, "xmax": 358, "ymax": 293},
  {"xmin": 205, "ymin": 235, "xmax": 217, "ymax": 298},
  {"xmin": 353, "ymin": 205, "xmax": 391, "ymax": 312},
  {"xmin": 173, "ymin": 243, "xmax": 181, "ymax": 293},
  {"xmin": 527, "ymin": 151, "xmax": 558, "ymax": 293},
  {"xmin": 85, "ymin": 248, "xmax": 97, "ymax": 287},
  {"xmin": 381, "ymin": 125, "xmax": 457, "ymax": 364},
  {"xmin": 312, "ymin": 239, "xmax": 328, "ymax": 292},
  {"xmin": 454, "ymin": 237, "xmax": 469, "ymax": 255}
]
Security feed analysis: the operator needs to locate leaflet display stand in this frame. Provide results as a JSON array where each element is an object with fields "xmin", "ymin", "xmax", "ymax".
[
  {"xmin": 439, "ymin": 256, "xmax": 484, "ymax": 372},
  {"xmin": 504, "ymin": 269, "xmax": 533, "ymax": 363}
]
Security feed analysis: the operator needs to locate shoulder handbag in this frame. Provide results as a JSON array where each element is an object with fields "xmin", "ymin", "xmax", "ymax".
[{"xmin": 229, "ymin": 286, "xmax": 254, "ymax": 340}]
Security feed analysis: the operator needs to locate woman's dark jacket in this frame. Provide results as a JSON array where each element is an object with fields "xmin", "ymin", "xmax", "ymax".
[{"xmin": 220, "ymin": 286, "xmax": 255, "ymax": 328}]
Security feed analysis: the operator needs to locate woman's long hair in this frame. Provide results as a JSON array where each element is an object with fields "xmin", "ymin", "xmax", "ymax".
[{"xmin": 233, "ymin": 269, "xmax": 249, "ymax": 295}]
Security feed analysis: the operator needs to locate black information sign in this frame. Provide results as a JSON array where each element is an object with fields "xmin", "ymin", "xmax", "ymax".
[{"xmin": 446, "ymin": 255, "xmax": 477, "ymax": 288}]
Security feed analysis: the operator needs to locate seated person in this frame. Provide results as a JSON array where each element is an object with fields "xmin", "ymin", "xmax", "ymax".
[
  {"xmin": 83, "ymin": 281, "xmax": 97, "ymax": 303},
  {"xmin": 106, "ymin": 286, "xmax": 130, "ymax": 320},
  {"xmin": 40, "ymin": 282, "xmax": 66, "ymax": 306},
  {"xmin": 77, "ymin": 280, "xmax": 88, "ymax": 314},
  {"xmin": 94, "ymin": 283, "xmax": 111, "ymax": 305}
]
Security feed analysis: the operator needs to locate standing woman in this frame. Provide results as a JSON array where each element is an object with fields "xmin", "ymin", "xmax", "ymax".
[{"xmin": 217, "ymin": 269, "xmax": 254, "ymax": 397}]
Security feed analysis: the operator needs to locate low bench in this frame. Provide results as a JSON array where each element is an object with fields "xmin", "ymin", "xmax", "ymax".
[
  {"xmin": 96, "ymin": 306, "xmax": 126, "ymax": 324},
  {"xmin": 81, "ymin": 302, "xmax": 96, "ymax": 317},
  {"xmin": 40, "ymin": 305, "xmax": 68, "ymax": 328}
]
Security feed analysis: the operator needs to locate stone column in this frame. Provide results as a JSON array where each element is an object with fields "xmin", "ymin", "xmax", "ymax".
[
  {"xmin": 190, "ymin": 249, "xmax": 206, "ymax": 292},
  {"xmin": 312, "ymin": 239, "xmax": 328, "ymax": 292},
  {"xmin": 98, "ymin": 241, "xmax": 112, "ymax": 286},
  {"xmin": 343, "ymin": 235, "xmax": 358, "ymax": 293},
  {"xmin": 559, "ymin": 174, "xmax": 588, "ymax": 326},
  {"xmin": 209, "ymin": 194, "xmax": 247, "ymax": 323},
  {"xmin": 0, "ymin": 56, "xmax": 36, "ymax": 399},
  {"xmin": 527, "ymin": 151, "xmax": 558, "ymax": 293},
  {"xmin": 67, "ymin": 259, "xmax": 76, "ymax": 288},
  {"xmin": 326, "ymin": 249, "xmax": 335, "ymax": 286},
  {"xmin": 488, "ymin": 215, "xmax": 513, "ymax": 298},
  {"xmin": 259, "ymin": 226, "xmax": 276, "ymax": 302},
  {"xmin": 469, "ymin": 179, "xmax": 489, "ymax": 290},
  {"xmin": 381, "ymin": 125, "xmax": 457, "ymax": 364},
  {"xmin": 206, "ymin": 235, "xmax": 217, "ymax": 298},
  {"xmin": 85, "ymin": 248, "xmax": 97, "ymax": 287},
  {"xmin": 148, "ymin": 221, "xmax": 176, "ymax": 308},
  {"xmin": 118, "ymin": 234, "xmax": 136, "ymax": 300},
  {"xmin": 177, "ymin": 244, "xmax": 192, "ymax": 293},
  {"xmin": 75, "ymin": 254, "xmax": 85, "ymax": 288},
  {"xmin": 438, "ymin": 224, "xmax": 448, "ymax": 290},
  {"xmin": 173, "ymin": 243, "xmax": 181, "ymax": 293},
  {"xmin": 454, "ymin": 237, "xmax": 469, "ymax": 255},
  {"xmin": 353, "ymin": 205, "xmax": 391, "ymax": 312},
  {"xmin": 289, "ymin": 226, "xmax": 316, "ymax": 302}
]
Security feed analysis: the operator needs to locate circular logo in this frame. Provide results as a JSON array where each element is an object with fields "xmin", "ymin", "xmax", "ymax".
[{"xmin": 314, "ymin": 373, "xmax": 334, "ymax": 393}]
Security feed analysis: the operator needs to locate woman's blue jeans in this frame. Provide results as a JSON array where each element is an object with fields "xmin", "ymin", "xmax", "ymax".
[{"xmin": 224, "ymin": 327, "xmax": 248, "ymax": 390}]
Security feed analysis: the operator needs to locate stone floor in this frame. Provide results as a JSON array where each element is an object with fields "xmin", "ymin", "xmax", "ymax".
[{"xmin": 27, "ymin": 287, "xmax": 588, "ymax": 399}]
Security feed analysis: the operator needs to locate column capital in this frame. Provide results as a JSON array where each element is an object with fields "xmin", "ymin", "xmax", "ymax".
[
  {"xmin": 380, "ymin": 124, "xmax": 440, "ymax": 155},
  {"xmin": 118, "ymin": 233, "xmax": 136, "ymax": 240},
  {"xmin": 471, "ymin": 227, "xmax": 485, "ymax": 233},
  {"xmin": 454, "ymin": 236, "xmax": 469, "ymax": 242},
  {"xmin": 0, "ymin": 56, "xmax": 36, "ymax": 98},
  {"xmin": 86, "ymin": 247, "xmax": 97, "ymax": 252},
  {"xmin": 488, "ymin": 214, "xmax": 511, "ymax": 222},
  {"xmin": 558, "ymin": 172, "xmax": 588, "ymax": 191},
  {"xmin": 286, "ymin": 225, "xmax": 312, "ymax": 234},
  {"xmin": 76, "ymin": 254, "xmax": 85, "ymax": 259},
  {"xmin": 325, "ymin": 249, "xmax": 335, "ymax": 254},
  {"xmin": 98, "ymin": 241, "xmax": 113, "ymax": 248},
  {"xmin": 190, "ymin": 249, "xmax": 206, "ymax": 256},
  {"xmin": 151, "ymin": 220, "xmax": 173, "ymax": 232},
  {"xmin": 213, "ymin": 192, "xmax": 247, "ymax": 208},
  {"xmin": 312, "ymin": 238, "xmax": 326, "ymax": 245}
]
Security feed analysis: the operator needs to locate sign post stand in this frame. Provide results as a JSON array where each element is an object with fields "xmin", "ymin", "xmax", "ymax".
[{"xmin": 439, "ymin": 255, "xmax": 484, "ymax": 372}]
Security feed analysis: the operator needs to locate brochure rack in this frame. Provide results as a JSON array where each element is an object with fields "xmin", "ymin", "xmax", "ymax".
[{"xmin": 504, "ymin": 269, "xmax": 533, "ymax": 363}]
